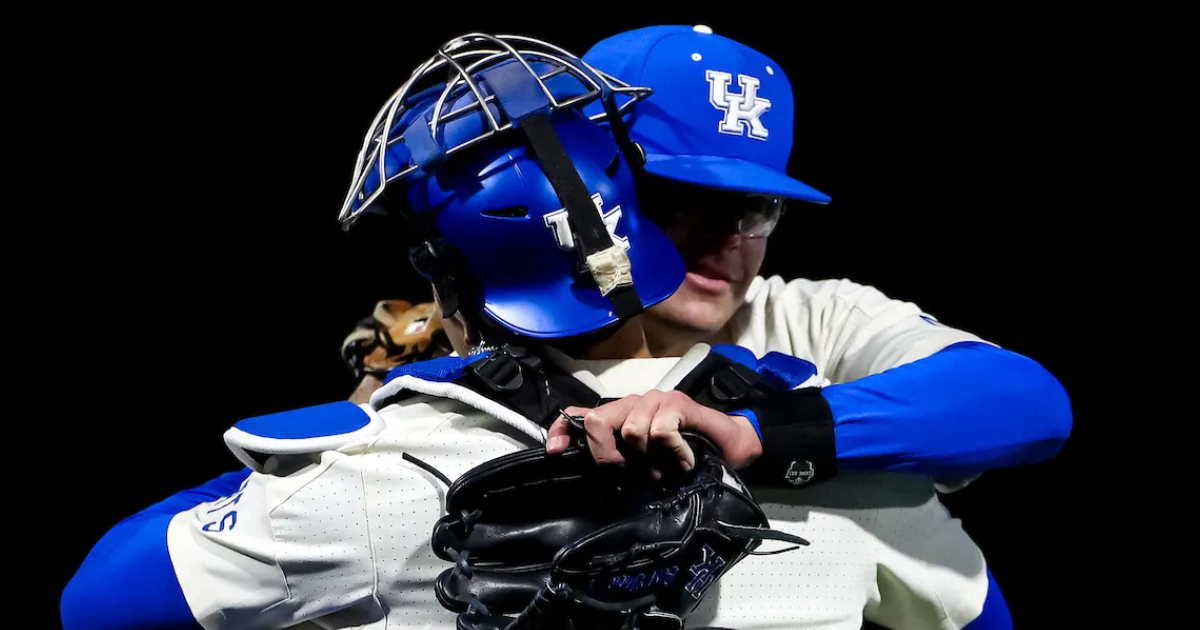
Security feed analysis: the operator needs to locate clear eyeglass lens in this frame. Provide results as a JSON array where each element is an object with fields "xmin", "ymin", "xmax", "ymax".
[{"xmin": 738, "ymin": 198, "xmax": 784, "ymax": 238}]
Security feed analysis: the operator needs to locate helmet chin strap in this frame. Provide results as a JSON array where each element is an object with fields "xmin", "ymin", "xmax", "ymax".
[{"xmin": 483, "ymin": 61, "xmax": 644, "ymax": 324}]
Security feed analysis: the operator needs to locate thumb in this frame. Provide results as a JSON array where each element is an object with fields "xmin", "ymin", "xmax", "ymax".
[
  {"xmin": 545, "ymin": 408, "xmax": 584, "ymax": 454},
  {"xmin": 545, "ymin": 427, "xmax": 570, "ymax": 454}
]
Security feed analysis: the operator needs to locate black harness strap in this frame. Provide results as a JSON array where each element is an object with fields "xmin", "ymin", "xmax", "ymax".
[
  {"xmin": 457, "ymin": 345, "xmax": 603, "ymax": 429},
  {"xmin": 516, "ymin": 113, "xmax": 642, "ymax": 320},
  {"xmin": 450, "ymin": 345, "xmax": 776, "ymax": 431},
  {"xmin": 671, "ymin": 352, "xmax": 774, "ymax": 413},
  {"xmin": 483, "ymin": 60, "xmax": 643, "ymax": 322},
  {"xmin": 397, "ymin": 344, "xmax": 835, "ymax": 492}
]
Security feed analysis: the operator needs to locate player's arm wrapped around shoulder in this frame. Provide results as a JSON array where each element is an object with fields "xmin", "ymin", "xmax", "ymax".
[
  {"xmin": 61, "ymin": 469, "xmax": 252, "ymax": 630},
  {"xmin": 429, "ymin": 417, "xmax": 809, "ymax": 630},
  {"xmin": 716, "ymin": 339, "xmax": 1073, "ymax": 489},
  {"xmin": 748, "ymin": 278, "xmax": 1074, "ymax": 488}
]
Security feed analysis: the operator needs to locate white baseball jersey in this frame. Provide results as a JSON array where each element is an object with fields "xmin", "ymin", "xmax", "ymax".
[
  {"xmin": 728, "ymin": 275, "xmax": 990, "ymax": 383},
  {"xmin": 165, "ymin": 339, "xmax": 995, "ymax": 629}
]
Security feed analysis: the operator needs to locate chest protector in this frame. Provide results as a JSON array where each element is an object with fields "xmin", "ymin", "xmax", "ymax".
[{"xmin": 376, "ymin": 343, "xmax": 792, "ymax": 430}]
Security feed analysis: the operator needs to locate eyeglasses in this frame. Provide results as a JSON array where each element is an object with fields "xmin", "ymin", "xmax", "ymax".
[{"xmin": 640, "ymin": 176, "xmax": 787, "ymax": 239}]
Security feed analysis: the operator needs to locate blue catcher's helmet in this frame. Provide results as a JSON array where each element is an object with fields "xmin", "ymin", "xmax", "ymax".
[{"xmin": 338, "ymin": 34, "xmax": 685, "ymax": 341}]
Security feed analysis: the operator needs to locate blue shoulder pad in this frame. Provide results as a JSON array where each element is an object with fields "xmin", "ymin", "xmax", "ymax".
[
  {"xmin": 756, "ymin": 352, "xmax": 820, "ymax": 390},
  {"xmin": 383, "ymin": 352, "xmax": 491, "ymax": 385},
  {"xmin": 222, "ymin": 400, "xmax": 385, "ymax": 473},
  {"xmin": 709, "ymin": 344, "xmax": 759, "ymax": 369},
  {"xmin": 710, "ymin": 344, "xmax": 821, "ymax": 390}
]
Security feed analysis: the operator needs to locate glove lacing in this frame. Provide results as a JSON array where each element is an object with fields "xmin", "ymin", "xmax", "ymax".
[
  {"xmin": 686, "ymin": 475, "xmax": 812, "ymax": 555},
  {"xmin": 445, "ymin": 546, "xmax": 493, "ymax": 617}
]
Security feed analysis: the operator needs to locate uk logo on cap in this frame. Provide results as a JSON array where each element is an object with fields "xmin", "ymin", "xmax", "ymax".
[{"xmin": 706, "ymin": 69, "xmax": 771, "ymax": 141}]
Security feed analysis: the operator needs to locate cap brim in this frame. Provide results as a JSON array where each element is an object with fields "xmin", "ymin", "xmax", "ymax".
[{"xmin": 643, "ymin": 154, "xmax": 831, "ymax": 204}]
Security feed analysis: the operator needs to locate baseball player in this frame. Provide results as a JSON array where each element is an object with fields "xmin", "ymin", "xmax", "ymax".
[
  {"xmin": 339, "ymin": 26, "xmax": 1073, "ymax": 619},
  {"xmin": 538, "ymin": 25, "xmax": 1071, "ymax": 508},
  {"xmin": 344, "ymin": 26, "xmax": 1072, "ymax": 501},
  {"xmin": 60, "ymin": 33, "xmax": 1055, "ymax": 630},
  {"xmin": 547, "ymin": 27, "xmax": 1073, "ymax": 627}
]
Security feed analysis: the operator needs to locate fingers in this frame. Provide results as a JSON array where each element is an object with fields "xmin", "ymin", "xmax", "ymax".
[
  {"xmin": 544, "ymin": 393, "xmax": 715, "ymax": 475},
  {"xmin": 581, "ymin": 398, "xmax": 636, "ymax": 466},
  {"xmin": 615, "ymin": 391, "xmax": 697, "ymax": 473},
  {"xmin": 649, "ymin": 413, "xmax": 694, "ymax": 472},
  {"xmin": 545, "ymin": 400, "xmax": 639, "ymax": 465},
  {"xmin": 649, "ymin": 392, "xmax": 696, "ymax": 472},
  {"xmin": 546, "ymin": 404, "xmax": 614, "ymax": 455},
  {"xmin": 619, "ymin": 395, "xmax": 663, "ymax": 454},
  {"xmin": 544, "ymin": 413, "xmax": 574, "ymax": 454}
]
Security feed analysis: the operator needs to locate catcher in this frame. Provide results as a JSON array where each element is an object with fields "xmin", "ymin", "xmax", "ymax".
[{"xmin": 65, "ymin": 33, "xmax": 1010, "ymax": 630}]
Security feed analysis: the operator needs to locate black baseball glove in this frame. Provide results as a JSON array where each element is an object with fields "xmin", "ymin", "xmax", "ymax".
[{"xmin": 428, "ymin": 417, "xmax": 810, "ymax": 630}]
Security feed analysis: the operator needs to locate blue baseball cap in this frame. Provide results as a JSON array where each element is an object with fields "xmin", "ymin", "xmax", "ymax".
[{"xmin": 583, "ymin": 24, "xmax": 830, "ymax": 204}]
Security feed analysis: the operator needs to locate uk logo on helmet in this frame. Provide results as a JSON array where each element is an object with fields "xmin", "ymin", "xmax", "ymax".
[
  {"xmin": 543, "ymin": 192, "xmax": 630, "ymax": 251},
  {"xmin": 706, "ymin": 70, "xmax": 771, "ymax": 140}
]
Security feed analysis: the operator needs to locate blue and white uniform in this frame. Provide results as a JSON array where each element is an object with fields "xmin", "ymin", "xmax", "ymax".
[
  {"xmin": 62, "ymin": 287, "xmax": 1067, "ymax": 629},
  {"xmin": 62, "ymin": 24, "xmax": 1071, "ymax": 630}
]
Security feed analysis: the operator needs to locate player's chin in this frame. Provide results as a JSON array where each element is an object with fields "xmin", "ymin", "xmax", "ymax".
[{"xmin": 658, "ymin": 283, "xmax": 739, "ymax": 332}]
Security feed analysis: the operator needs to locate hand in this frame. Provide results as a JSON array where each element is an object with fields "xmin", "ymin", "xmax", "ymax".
[{"xmin": 545, "ymin": 390, "xmax": 763, "ymax": 474}]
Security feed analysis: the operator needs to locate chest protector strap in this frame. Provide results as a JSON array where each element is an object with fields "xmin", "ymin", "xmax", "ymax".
[
  {"xmin": 449, "ymin": 344, "xmax": 779, "ymax": 430},
  {"xmin": 671, "ymin": 351, "xmax": 775, "ymax": 412},
  {"xmin": 454, "ymin": 345, "xmax": 605, "ymax": 429}
]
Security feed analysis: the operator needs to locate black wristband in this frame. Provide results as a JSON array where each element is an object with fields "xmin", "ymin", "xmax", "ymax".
[{"xmin": 741, "ymin": 387, "xmax": 837, "ymax": 487}]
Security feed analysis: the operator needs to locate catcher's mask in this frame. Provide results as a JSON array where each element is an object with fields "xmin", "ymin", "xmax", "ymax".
[{"xmin": 339, "ymin": 33, "xmax": 685, "ymax": 342}]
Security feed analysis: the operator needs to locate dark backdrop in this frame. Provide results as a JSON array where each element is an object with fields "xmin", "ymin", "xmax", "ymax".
[{"xmin": 43, "ymin": 10, "xmax": 1107, "ymax": 628}]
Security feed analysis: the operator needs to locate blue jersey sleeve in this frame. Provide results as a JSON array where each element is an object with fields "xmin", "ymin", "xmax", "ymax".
[
  {"xmin": 825, "ymin": 341, "xmax": 1072, "ymax": 477},
  {"xmin": 730, "ymin": 341, "xmax": 1072, "ymax": 486},
  {"xmin": 61, "ymin": 468, "xmax": 251, "ymax": 630}
]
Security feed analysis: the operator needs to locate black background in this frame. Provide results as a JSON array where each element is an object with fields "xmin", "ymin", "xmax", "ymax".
[{"xmin": 38, "ymin": 9, "xmax": 1118, "ymax": 628}]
